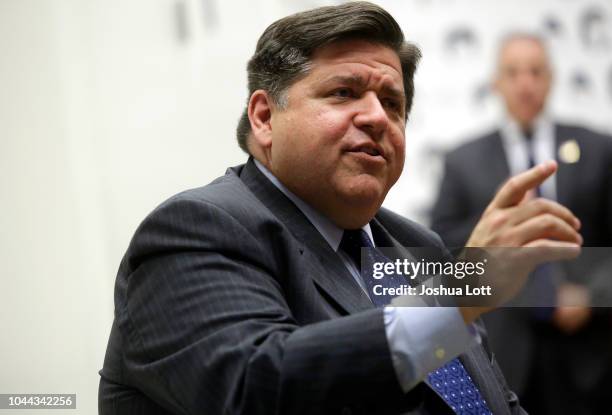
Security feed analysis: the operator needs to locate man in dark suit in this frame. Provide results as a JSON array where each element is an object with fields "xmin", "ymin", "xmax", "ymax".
[
  {"xmin": 99, "ymin": 5, "xmax": 582, "ymax": 414},
  {"xmin": 431, "ymin": 33, "xmax": 612, "ymax": 414}
]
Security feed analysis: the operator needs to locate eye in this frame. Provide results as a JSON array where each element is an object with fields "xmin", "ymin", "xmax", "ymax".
[
  {"xmin": 331, "ymin": 88, "xmax": 355, "ymax": 98},
  {"xmin": 382, "ymin": 98, "xmax": 403, "ymax": 114},
  {"xmin": 505, "ymin": 68, "xmax": 517, "ymax": 79}
]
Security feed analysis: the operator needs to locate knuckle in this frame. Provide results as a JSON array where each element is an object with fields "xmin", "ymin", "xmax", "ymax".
[
  {"xmin": 541, "ymin": 214, "xmax": 556, "ymax": 230},
  {"xmin": 502, "ymin": 229, "xmax": 520, "ymax": 246},
  {"xmin": 533, "ymin": 198, "xmax": 548, "ymax": 211},
  {"xmin": 490, "ymin": 211, "xmax": 509, "ymax": 228},
  {"xmin": 505, "ymin": 177, "xmax": 519, "ymax": 193},
  {"xmin": 541, "ymin": 214, "xmax": 564, "ymax": 232}
]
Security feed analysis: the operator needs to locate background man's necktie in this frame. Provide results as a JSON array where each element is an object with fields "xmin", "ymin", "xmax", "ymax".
[
  {"xmin": 340, "ymin": 229, "xmax": 492, "ymax": 415},
  {"xmin": 524, "ymin": 129, "xmax": 557, "ymax": 319},
  {"xmin": 524, "ymin": 129, "xmax": 540, "ymax": 197}
]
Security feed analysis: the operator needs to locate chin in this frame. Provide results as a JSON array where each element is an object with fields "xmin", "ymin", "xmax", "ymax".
[
  {"xmin": 327, "ymin": 177, "xmax": 391, "ymax": 229},
  {"xmin": 340, "ymin": 176, "xmax": 387, "ymax": 207}
]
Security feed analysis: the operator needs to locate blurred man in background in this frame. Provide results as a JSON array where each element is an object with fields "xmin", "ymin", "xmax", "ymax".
[{"xmin": 431, "ymin": 33, "xmax": 612, "ymax": 414}]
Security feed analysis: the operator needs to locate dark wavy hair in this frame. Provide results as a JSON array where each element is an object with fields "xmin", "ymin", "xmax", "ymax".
[{"xmin": 236, "ymin": 1, "xmax": 421, "ymax": 153}]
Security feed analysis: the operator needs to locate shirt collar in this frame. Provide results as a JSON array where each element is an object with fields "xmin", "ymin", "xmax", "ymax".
[
  {"xmin": 500, "ymin": 111, "xmax": 552, "ymax": 144},
  {"xmin": 253, "ymin": 158, "xmax": 375, "ymax": 251}
]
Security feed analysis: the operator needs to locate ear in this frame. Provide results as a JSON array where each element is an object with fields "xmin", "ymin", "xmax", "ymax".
[{"xmin": 248, "ymin": 90, "xmax": 274, "ymax": 151}]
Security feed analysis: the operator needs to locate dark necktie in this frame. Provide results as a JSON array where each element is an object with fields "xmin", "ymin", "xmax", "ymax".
[
  {"xmin": 339, "ymin": 228, "xmax": 406, "ymax": 307},
  {"xmin": 340, "ymin": 229, "xmax": 492, "ymax": 414},
  {"xmin": 524, "ymin": 129, "xmax": 541, "ymax": 197},
  {"xmin": 524, "ymin": 129, "xmax": 557, "ymax": 317}
]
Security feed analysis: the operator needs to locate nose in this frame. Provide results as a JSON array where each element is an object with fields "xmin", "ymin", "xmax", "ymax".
[
  {"xmin": 353, "ymin": 91, "xmax": 388, "ymax": 139},
  {"xmin": 515, "ymin": 71, "xmax": 539, "ymax": 92}
]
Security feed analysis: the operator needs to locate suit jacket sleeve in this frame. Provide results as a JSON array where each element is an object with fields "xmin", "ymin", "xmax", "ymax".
[{"xmin": 110, "ymin": 196, "xmax": 419, "ymax": 415}]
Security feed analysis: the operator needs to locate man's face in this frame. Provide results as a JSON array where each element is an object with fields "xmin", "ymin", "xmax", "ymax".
[
  {"xmin": 495, "ymin": 38, "xmax": 552, "ymax": 128},
  {"xmin": 267, "ymin": 40, "xmax": 406, "ymax": 228}
]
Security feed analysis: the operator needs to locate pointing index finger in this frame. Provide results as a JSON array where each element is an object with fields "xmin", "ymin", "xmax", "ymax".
[{"xmin": 489, "ymin": 160, "xmax": 557, "ymax": 210}]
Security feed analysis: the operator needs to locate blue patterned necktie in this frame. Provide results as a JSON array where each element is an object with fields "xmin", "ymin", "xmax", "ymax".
[{"xmin": 340, "ymin": 229, "xmax": 492, "ymax": 415}]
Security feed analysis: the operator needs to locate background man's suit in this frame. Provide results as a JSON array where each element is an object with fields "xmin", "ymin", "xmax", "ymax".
[
  {"xmin": 431, "ymin": 123, "xmax": 612, "ymax": 414},
  {"xmin": 99, "ymin": 158, "xmax": 525, "ymax": 415}
]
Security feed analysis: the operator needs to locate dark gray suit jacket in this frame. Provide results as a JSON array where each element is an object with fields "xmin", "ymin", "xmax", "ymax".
[
  {"xmin": 99, "ymin": 158, "xmax": 525, "ymax": 414},
  {"xmin": 430, "ymin": 124, "xmax": 612, "ymax": 394},
  {"xmin": 431, "ymin": 124, "xmax": 612, "ymax": 249}
]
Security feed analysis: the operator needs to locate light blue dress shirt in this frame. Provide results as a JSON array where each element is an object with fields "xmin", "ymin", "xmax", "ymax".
[
  {"xmin": 500, "ymin": 113, "xmax": 557, "ymax": 200},
  {"xmin": 253, "ymin": 159, "xmax": 474, "ymax": 392}
]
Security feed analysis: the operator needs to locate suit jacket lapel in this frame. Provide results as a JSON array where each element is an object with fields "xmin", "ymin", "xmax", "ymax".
[
  {"xmin": 488, "ymin": 131, "xmax": 511, "ymax": 188},
  {"xmin": 370, "ymin": 217, "xmax": 430, "ymax": 293},
  {"xmin": 554, "ymin": 124, "xmax": 578, "ymax": 205},
  {"xmin": 459, "ymin": 345, "xmax": 512, "ymax": 415},
  {"xmin": 235, "ymin": 158, "xmax": 373, "ymax": 315}
]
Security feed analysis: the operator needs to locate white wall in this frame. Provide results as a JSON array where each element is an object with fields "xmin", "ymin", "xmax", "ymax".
[{"xmin": 0, "ymin": 0, "xmax": 610, "ymax": 413}]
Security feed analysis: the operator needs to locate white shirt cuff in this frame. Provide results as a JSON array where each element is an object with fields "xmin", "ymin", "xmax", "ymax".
[{"xmin": 383, "ymin": 305, "xmax": 477, "ymax": 393}]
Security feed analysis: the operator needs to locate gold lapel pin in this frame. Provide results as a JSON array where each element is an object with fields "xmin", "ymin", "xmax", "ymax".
[{"xmin": 558, "ymin": 139, "xmax": 580, "ymax": 164}]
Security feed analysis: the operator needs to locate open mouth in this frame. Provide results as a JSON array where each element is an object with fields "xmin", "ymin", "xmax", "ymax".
[
  {"xmin": 348, "ymin": 144, "xmax": 385, "ymax": 160},
  {"xmin": 357, "ymin": 147, "xmax": 381, "ymax": 156}
]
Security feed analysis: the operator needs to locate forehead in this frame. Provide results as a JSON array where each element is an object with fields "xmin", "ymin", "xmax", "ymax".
[
  {"xmin": 499, "ymin": 38, "xmax": 548, "ymax": 66},
  {"xmin": 307, "ymin": 39, "xmax": 404, "ymax": 86}
]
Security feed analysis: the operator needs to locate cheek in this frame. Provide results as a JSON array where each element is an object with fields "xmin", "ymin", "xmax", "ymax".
[
  {"xmin": 317, "ymin": 117, "xmax": 351, "ymax": 148},
  {"xmin": 396, "ymin": 142, "xmax": 406, "ymax": 166},
  {"xmin": 501, "ymin": 85, "xmax": 518, "ymax": 101},
  {"xmin": 393, "ymin": 131, "xmax": 406, "ymax": 172},
  {"xmin": 536, "ymin": 86, "xmax": 549, "ymax": 101},
  {"xmin": 390, "ymin": 128, "xmax": 406, "ymax": 159}
]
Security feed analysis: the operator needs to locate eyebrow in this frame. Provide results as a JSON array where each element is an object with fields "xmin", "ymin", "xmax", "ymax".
[{"xmin": 322, "ymin": 75, "xmax": 405, "ymax": 102}]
